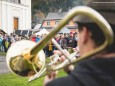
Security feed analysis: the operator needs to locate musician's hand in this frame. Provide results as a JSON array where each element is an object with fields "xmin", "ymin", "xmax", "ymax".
[
  {"xmin": 53, "ymin": 49, "xmax": 69, "ymax": 62},
  {"xmin": 53, "ymin": 50, "xmax": 74, "ymax": 74},
  {"xmin": 63, "ymin": 64, "xmax": 74, "ymax": 74},
  {"xmin": 43, "ymin": 72, "xmax": 57, "ymax": 86},
  {"xmin": 53, "ymin": 50, "xmax": 62, "ymax": 55}
]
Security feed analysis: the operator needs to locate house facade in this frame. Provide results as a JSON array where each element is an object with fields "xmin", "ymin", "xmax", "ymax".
[
  {"xmin": 42, "ymin": 12, "xmax": 77, "ymax": 33},
  {"xmin": 0, "ymin": 0, "xmax": 31, "ymax": 34}
]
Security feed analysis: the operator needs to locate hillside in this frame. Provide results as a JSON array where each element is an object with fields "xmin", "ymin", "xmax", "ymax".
[{"xmin": 32, "ymin": 0, "xmax": 90, "ymax": 25}]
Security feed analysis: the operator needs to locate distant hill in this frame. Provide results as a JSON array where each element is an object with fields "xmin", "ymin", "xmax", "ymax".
[{"xmin": 32, "ymin": 0, "xmax": 90, "ymax": 25}]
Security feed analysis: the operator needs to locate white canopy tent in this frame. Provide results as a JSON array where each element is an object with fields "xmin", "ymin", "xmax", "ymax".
[
  {"xmin": 35, "ymin": 28, "xmax": 49, "ymax": 36},
  {"xmin": 58, "ymin": 27, "xmax": 70, "ymax": 33},
  {"xmin": 33, "ymin": 24, "xmax": 42, "ymax": 29},
  {"xmin": 35, "ymin": 27, "xmax": 70, "ymax": 36}
]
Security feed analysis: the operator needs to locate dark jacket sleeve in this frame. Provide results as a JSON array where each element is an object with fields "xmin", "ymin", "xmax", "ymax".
[{"xmin": 46, "ymin": 74, "xmax": 81, "ymax": 86}]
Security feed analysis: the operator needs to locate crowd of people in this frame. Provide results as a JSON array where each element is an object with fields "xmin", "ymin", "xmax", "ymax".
[
  {"xmin": 0, "ymin": 32, "xmax": 29, "ymax": 53},
  {"xmin": 0, "ymin": 31, "xmax": 78, "ymax": 57},
  {"xmin": 45, "ymin": 32, "xmax": 78, "ymax": 57}
]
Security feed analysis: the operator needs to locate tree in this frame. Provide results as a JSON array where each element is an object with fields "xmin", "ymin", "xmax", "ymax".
[{"xmin": 31, "ymin": 0, "xmax": 88, "ymax": 24}]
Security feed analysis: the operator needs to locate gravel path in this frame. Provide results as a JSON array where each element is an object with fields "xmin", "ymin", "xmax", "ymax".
[{"xmin": 0, "ymin": 56, "xmax": 11, "ymax": 74}]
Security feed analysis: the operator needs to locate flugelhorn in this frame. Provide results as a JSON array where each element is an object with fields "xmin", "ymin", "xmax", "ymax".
[{"xmin": 6, "ymin": 6, "xmax": 114, "ymax": 82}]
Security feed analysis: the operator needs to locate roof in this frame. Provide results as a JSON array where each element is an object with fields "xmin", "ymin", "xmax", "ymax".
[
  {"xmin": 45, "ymin": 12, "xmax": 67, "ymax": 20},
  {"xmin": 42, "ymin": 26, "xmax": 77, "ymax": 29},
  {"xmin": 0, "ymin": 29, "xmax": 6, "ymax": 34},
  {"xmin": 59, "ymin": 27, "xmax": 70, "ymax": 33}
]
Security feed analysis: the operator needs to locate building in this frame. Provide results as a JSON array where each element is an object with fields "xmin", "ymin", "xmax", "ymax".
[
  {"xmin": 42, "ymin": 12, "xmax": 77, "ymax": 33},
  {"xmin": 0, "ymin": 0, "xmax": 31, "ymax": 34}
]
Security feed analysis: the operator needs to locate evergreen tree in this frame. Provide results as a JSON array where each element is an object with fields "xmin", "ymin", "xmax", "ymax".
[{"xmin": 32, "ymin": 0, "xmax": 89, "ymax": 24}]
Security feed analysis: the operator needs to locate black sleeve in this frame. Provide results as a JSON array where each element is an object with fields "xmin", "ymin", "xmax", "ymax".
[{"xmin": 46, "ymin": 75, "xmax": 81, "ymax": 86}]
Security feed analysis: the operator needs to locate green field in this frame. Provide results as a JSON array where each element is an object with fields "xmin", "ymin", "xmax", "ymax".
[
  {"xmin": 0, "ymin": 52, "xmax": 6, "ymax": 56},
  {"xmin": 0, "ymin": 70, "xmax": 66, "ymax": 86},
  {"xmin": 0, "ymin": 53, "xmax": 66, "ymax": 86},
  {"xmin": 0, "ymin": 52, "xmax": 67, "ymax": 86}
]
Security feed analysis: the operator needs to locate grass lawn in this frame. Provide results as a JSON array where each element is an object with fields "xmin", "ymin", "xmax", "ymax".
[
  {"xmin": 0, "ymin": 70, "xmax": 67, "ymax": 86},
  {"xmin": 0, "ymin": 52, "xmax": 6, "ymax": 56},
  {"xmin": 0, "ymin": 52, "xmax": 67, "ymax": 86}
]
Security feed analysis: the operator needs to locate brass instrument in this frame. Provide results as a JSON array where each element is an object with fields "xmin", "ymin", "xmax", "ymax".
[{"xmin": 6, "ymin": 6, "xmax": 114, "ymax": 82}]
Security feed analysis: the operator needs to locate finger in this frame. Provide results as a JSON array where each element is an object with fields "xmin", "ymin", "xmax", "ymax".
[
  {"xmin": 43, "ymin": 72, "xmax": 57, "ymax": 86},
  {"xmin": 48, "ymin": 71, "xmax": 57, "ymax": 79},
  {"xmin": 64, "ymin": 65, "xmax": 74, "ymax": 74},
  {"xmin": 53, "ymin": 50, "xmax": 61, "ymax": 54},
  {"xmin": 58, "ymin": 55, "xmax": 66, "ymax": 62}
]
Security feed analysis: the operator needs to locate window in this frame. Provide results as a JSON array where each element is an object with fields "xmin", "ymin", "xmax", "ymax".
[
  {"xmin": 18, "ymin": 0, "xmax": 20, "ymax": 3},
  {"xmin": 14, "ymin": 17, "xmax": 19, "ymax": 30},
  {"xmin": 55, "ymin": 21, "xmax": 59, "ymax": 25},
  {"xmin": 8, "ymin": 0, "xmax": 21, "ymax": 4},
  {"xmin": 47, "ymin": 21, "xmax": 50, "ymax": 25}
]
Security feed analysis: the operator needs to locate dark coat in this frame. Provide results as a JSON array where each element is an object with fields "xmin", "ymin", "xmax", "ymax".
[{"xmin": 46, "ymin": 57, "xmax": 115, "ymax": 86}]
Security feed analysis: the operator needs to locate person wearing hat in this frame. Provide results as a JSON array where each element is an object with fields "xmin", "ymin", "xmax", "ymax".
[
  {"xmin": 43, "ymin": 0, "xmax": 115, "ymax": 86},
  {"xmin": 68, "ymin": 32, "xmax": 77, "ymax": 48}
]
